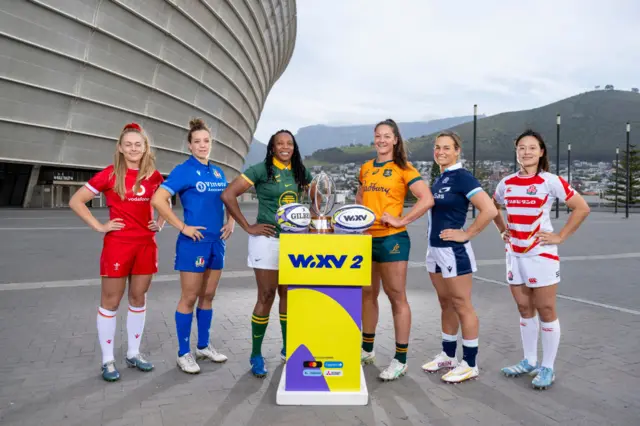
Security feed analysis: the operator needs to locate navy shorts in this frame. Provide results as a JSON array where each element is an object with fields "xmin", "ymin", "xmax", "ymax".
[{"xmin": 175, "ymin": 238, "xmax": 225, "ymax": 272}]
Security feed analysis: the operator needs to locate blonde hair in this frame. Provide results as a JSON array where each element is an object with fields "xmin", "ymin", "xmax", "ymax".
[
  {"xmin": 111, "ymin": 123, "xmax": 156, "ymax": 200},
  {"xmin": 434, "ymin": 130, "xmax": 463, "ymax": 161}
]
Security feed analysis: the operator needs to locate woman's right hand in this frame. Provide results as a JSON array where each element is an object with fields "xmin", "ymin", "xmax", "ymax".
[
  {"xmin": 182, "ymin": 225, "xmax": 206, "ymax": 241},
  {"xmin": 501, "ymin": 229, "xmax": 511, "ymax": 243},
  {"xmin": 98, "ymin": 218, "xmax": 125, "ymax": 233},
  {"xmin": 247, "ymin": 223, "xmax": 276, "ymax": 237}
]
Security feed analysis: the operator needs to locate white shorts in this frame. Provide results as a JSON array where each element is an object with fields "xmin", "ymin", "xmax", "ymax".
[
  {"xmin": 506, "ymin": 253, "xmax": 560, "ymax": 288},
  {"xmin": 247, "ymin": 235, "xmax": 280, "ymax": 270},
  {"xmin": 426, "ymin": 243, "xmax": 477, "ymax": 278}
]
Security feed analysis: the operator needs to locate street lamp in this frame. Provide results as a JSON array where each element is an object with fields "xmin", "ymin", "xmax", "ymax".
[
  {"xmin": 472, "ymin": 104, "xmax": 477, "ymax": 218},
  {"xmin": 626, "ymin": 122, "xmax": 630, "ymax": 219},
  {"xmin": 513, "ymin": 147, "xmax": 518, "ymax": 173},
  {"xmin": 566, "ymin": 143, "xmax": 571, "ymax": 213},
  {"xmin": 556, "ymin": 114, "xmax": 561, "ymax": 218},
  {"xmin": 615, "ymin": 147, "xmax": 619, "ymax": 214}
]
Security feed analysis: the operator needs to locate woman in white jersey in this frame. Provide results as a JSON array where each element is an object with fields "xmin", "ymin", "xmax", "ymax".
[{"xmin": 492, "ymin": 129, "xmax": 590, "ymax": 390}]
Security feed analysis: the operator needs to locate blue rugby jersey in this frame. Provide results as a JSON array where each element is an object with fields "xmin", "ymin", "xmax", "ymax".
[
  {"xmin": 428, "ymin": 163, "xmax": 483, "ymax": 248},
  {"xmin": 161, "ymin": 156, "xmax": 227, "ymax": 243}
]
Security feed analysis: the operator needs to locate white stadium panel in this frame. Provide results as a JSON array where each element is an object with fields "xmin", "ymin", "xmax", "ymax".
[{"xmin": 0, "ymin": 0, "xmax": 297, "ymax": 198}]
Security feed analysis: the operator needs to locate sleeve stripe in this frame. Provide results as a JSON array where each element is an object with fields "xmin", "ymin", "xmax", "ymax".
[
  {"xmin": 466, "ymin": 187, "xmax": 483, "ymax": 199},
  {"xmin": 160, "ymin": 183, "xmax": 176, "ymax": 196},
  {"xmin": 407, "ymin": 176, "xmax": 421, "ymax": 187},
  {"xmin": 85, "ymin": 183, "xmax": 99, "ymax": 195},
  {"xmin": 241, "ymin": 174, "xmax": 254, "ymax": 185}
]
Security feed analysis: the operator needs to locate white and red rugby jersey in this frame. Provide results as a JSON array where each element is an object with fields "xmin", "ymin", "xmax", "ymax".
[{"xmin": 493, "ymin": 171, "xmax": 575, "ymax": 259}]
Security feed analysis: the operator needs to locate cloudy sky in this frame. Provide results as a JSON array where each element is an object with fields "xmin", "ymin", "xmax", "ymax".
[{"xmin": 253, "ymin": 0, "xmax": 640, "ymax": 142}]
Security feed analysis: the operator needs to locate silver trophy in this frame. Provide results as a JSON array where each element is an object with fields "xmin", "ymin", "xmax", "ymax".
[{"xmin": 308, "ymin": 171, "xmax": 336, "ymax": 233}]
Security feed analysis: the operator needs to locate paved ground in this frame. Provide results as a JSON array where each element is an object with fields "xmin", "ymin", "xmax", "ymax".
[{"xmin": 0, "ymin": 207, "xmax": 639, "ymax": 425}]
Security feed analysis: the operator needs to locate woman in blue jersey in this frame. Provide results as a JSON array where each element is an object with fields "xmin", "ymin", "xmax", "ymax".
[
  {"xmin": 151, "ymin": 118, "xmax": 235, "ymax": 374},
  {"xmin": 421, "ymin": 131, "xmax": 497, "ymax": 383}
]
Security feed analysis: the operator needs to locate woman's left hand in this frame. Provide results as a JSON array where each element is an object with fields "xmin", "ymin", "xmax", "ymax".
[
  {"xmin": 536, "ymin": 231, "xmax": 564, "ymax": 245},
  {"xmin": 380, "ymin": 212, "xmax": 404, "ymax": 228},
  {"xmin": 439, "ymin": 229, "xmax": 470, "ymax": 243},
  {"xmin": 148, "ymin": 220, "xmax": 161, "ymax": 232},
  {"xmin": 220, "ymin": 222, "xmax": 235, "ymax": 240}
]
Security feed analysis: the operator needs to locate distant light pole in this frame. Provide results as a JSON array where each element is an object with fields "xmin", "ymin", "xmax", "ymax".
[
  {"xmin": 566, "ymin": 143, "xmax": 571, "ymax": 213},
  {"xmin": 513, "ymin": 147, "xmax": 518, "ymax": 173},
  {"xmin": 556, "ymin": 114, "xmax": 561, "ymax": 218},
  {"xmin": 615, "ymin": 147, "xmax": 619, "ymax": 214},
  {"xmin": 626, "ymin": 122, "xmax": 630, "ymax": 219},
  {"xmin": 472, "ymin": 104, "xmax": 477, "ymax": 218}
]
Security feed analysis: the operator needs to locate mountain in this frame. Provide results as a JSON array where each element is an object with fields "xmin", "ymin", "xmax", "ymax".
[
  {"xmin": 294, "ymin": 116, "xmax": 480, "ymax": 158},
  {"xmin": 307, "ymin": 90, "xmax": 640, "ymax": 164},
  {"xmin": 243, "ymin": 139, "xmax": 267, "ymax": 170}
]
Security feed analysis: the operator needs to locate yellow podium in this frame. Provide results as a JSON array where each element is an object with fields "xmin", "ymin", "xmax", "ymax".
[{"xmin": 276, "ymin": 233, "xmax": 372, "ymax": 405}]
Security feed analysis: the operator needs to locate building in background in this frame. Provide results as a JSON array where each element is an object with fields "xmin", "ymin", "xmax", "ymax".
[{"xmin": 0, "ymin": 0, "xmax": 297, "ymax": 207}]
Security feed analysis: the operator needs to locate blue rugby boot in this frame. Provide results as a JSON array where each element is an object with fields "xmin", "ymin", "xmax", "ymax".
[
  {"xmin": 125, "ymin": 353, "xmax": 154, "ymax": 372},
  {"xmin": 250, "ymin": 355, "xmax": 267, "ymax": 378},
  {"xmin": 501, "ymin": 359, "xmax": 539, "ymax": 377},
  {"xmin": 532, "ymin": 367, "xmax": 555, "ymax": 390},
  {"xmin": 101, "ymin": 360, "xmax": 120, "ymax": 382}
]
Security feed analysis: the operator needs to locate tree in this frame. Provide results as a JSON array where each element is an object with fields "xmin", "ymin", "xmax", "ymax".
[
  {"xmin": 632, "ymin": 88, "xmax": 639, "ymax": 93},
  {"xmin": 429, "ymin": 162, "xmax": 441, "ymax": 184},
  {"xmin": 605, "ymin": 144, "xmax": 640, "ymax": 206},
  {"xmin": 605, "ymin": 84, "xmax": 615, "ymax": 90}
]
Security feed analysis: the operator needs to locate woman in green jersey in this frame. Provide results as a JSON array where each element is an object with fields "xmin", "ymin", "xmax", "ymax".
[{"xmin": 221, "ymin": 129, "xmax": 313, "ymax": 378}]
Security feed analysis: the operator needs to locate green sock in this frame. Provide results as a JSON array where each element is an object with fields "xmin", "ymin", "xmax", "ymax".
[
  {"xmin": 251, "ymin": 314, "xmax": 269, "ymax": 357},
  {"xmin": 395, "ymin": 343, "xmax": 408, "ymax": 364},
  {"xmin": 362, "ymin": 333, "xmax": 375, "ymax": 353},
  {"xmin": 279, "ymin": 313, "xmax": 287, "ymax": 350}
]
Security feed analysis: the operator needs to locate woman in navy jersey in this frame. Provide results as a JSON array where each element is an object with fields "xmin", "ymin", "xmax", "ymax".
[
  {"xmin": 421, "ymin": 131, "xmax": 497, "ymax": 384},
  {"xmin": 152, "ymin": 118, "xmax": 234, "ymax": 374},
  {"xmin": 493, "ymin": 129, "xmax": 589, "ymax": 389},
  {"xmin": 69, "ymin": 122, "xmax": 164, "ymax": 382}
]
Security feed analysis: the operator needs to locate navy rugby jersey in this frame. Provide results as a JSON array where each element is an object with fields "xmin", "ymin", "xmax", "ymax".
[
  {"xmin": 428, "ymin": 163, "xmax": 483, "ymax": 248},
  {"xmin": 161, "ymin": 156, "xmax": 227, "ymax": 243}
]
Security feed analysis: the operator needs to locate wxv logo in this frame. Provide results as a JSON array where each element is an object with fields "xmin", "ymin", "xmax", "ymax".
[
  {"xmin": 343, "ymin": 214, "xmax": 367, "ymax": 221},
  {"xmin": 288, "ymin": 254, "xmax": 364, "ymax": 269}
]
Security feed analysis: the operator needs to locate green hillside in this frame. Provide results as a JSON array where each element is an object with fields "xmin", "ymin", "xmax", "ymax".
[{"xmin": 307, "ymin": 90, "xmax": 640, "ymax": 163}]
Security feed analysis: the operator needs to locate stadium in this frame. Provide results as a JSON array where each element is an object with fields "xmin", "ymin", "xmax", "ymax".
[{"xmin": 0, "ymin": 0, "xmax": 297, "ymax": 207}]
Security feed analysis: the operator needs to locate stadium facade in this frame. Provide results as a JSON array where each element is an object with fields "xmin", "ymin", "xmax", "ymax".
[{"xmin": 0, "ymin": 0, "xmax": 297, "ymax": 207}]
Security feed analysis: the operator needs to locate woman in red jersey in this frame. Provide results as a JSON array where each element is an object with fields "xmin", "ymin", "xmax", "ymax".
[
  {"xmin": 69, "ymin": 122, "xmax": 165, "ymax": 382},
  {"xmin": 493, "ymin": 129, "xmax": 590, "ymax": 390}
]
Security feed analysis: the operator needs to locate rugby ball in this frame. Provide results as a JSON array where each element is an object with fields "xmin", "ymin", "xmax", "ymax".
[
  {"xmin": 275, "ymin": 203, "xmax": 311, "ymax": 232},
  {"xmin": 331, "ymin": 204, "xmax": 376, "ymax": 233}
]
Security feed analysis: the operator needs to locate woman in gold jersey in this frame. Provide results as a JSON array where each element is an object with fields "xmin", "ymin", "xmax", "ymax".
[{"xmin": 356, "ymin": 118, "xmax": 434, "ymax": 381}]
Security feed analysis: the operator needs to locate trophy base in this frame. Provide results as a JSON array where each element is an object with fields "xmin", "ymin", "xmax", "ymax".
[{"xmin": 309, "ymin": 216, "xmax": 333, "ymax": 234}]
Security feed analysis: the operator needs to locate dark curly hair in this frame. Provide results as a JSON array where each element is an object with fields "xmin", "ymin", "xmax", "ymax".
[{"xmin": 265, "ymin": 129, "xmax": 310, "ymax": 188}]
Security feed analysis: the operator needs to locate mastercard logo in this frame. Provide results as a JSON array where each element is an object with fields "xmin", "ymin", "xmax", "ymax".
[{"xmin": 303, "ymin": 361, "xmax": 322, "ymax": 368}]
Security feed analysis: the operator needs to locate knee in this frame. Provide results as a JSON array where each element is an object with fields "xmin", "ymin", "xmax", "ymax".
[
  {"xmin": 101, "ymin": 300, "xmax": 120, "ymax": 311},
  {"xmin": 128, "ymin": 292, "xmax": 146, "ymax": 307},
  {"xmin": 516, "ymin": 302, "xmax": 535, "ymax": 318},
  {"xmin": 362, "ymin": 286, "xmax": 379, "ymax": 302},
  {"xmin": 180, "ymin": 292, "xmax": 198, "ymax": 310},
  {"xmin": 437, "ymin": 295, "xmax": 453, "ymax": 311},
  {"xmin": 536, "ymin": 304, "xmax": 556, "ymax": 322},
  {"xmin": 202, "ymin": 287, "xmax": 216, "ymax": 302},
  {"xmin": 257, "ymin": 288, "xmax": 277, "ymax": 306},
  {"xmin": 450, "ymin": 295, "xmax": 472, "ymax": 314}
]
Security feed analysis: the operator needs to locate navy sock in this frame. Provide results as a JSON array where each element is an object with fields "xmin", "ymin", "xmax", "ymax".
[
  {"xmin": 362, "ymin": 333, "xmax": 375, "ymax": 352},
  {"xmin": 442, "ymin": 340, "xmax": 457, "ymax": 358},
  {"xmin": 462, "ymin": 345, "xmax": 478, "ymax": 367},
  {"xmin": 196, "ymin": 308, "xmax": 213, "ymax": 350},
  {"xmin": 175, "ymin": 311, "xmax": 193, "ymax": 357}
]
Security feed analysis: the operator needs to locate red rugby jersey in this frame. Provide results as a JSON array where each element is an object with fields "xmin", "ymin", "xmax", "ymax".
[{"xmin": 86, "ymin": 165, "xmax": 164, "ymax": 242}]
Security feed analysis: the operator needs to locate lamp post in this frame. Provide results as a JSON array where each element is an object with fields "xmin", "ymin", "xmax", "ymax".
[
  {"xmin": 513, "ymin": 144, "xmax": 518, "ymax": 173},
  {"xmin": 556, "ymin": 114, "xmax": 561, "ymax": 218},
  {"xmin": 615, "ymin": 147, "xmax": 619, "ymax": 214},
  {"xmin": 472, "ymin": 104, "xmax": 477, "ymax": 218},
  {"xmin": 626, "ymin": 122, "xmax": 630, "ymax": 219},
  {"xmin": 566, "ymin": 143, "xmax": 571, "ymax": 213}
]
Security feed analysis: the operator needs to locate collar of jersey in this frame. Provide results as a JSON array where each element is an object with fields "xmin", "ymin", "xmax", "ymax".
[
  {"xmin": 188, "ymin": 155, "xmax": 211, "ymax": 171},
  {"xmin": 444, "ymin": 162, "xmax": 463, "ymax": 172},
  {"xmin": 272, "ymin": 158, "xmax": 291, "ymax": 170},
  {"xmin": 373, "ymin": 159, "xmax": 393, "ymax": 167}
]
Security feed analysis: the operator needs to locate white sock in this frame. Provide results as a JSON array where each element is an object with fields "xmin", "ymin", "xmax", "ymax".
[
  {"xmin": 540, "ymin": 319, "xmax": 561, "ymax": 369},
  {"xmin": 97, "ymin": 306, "xmax": 117, "ymax": 364},
  {"xmin": 126, "ymin": 304, "xmax": 146, "ymax": 359},
  {"xmin": 520, "ymin": 316, "xmax": 539, "ymax": 366}
]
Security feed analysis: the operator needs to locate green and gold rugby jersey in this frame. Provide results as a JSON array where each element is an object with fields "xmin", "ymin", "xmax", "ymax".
[{"xmin": 241, "ymin": 158, "xmax": 313, "ymax": 236}]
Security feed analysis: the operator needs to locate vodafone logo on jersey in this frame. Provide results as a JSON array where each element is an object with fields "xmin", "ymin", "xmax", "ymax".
[{"xmin": 128, "ymin": 184, "xmax": 150, "ymax": 202}]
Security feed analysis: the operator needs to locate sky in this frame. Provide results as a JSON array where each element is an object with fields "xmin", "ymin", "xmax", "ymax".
[{"xmin": 253, "ymin": 0, "xmax": 640, "ymax": 143}]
